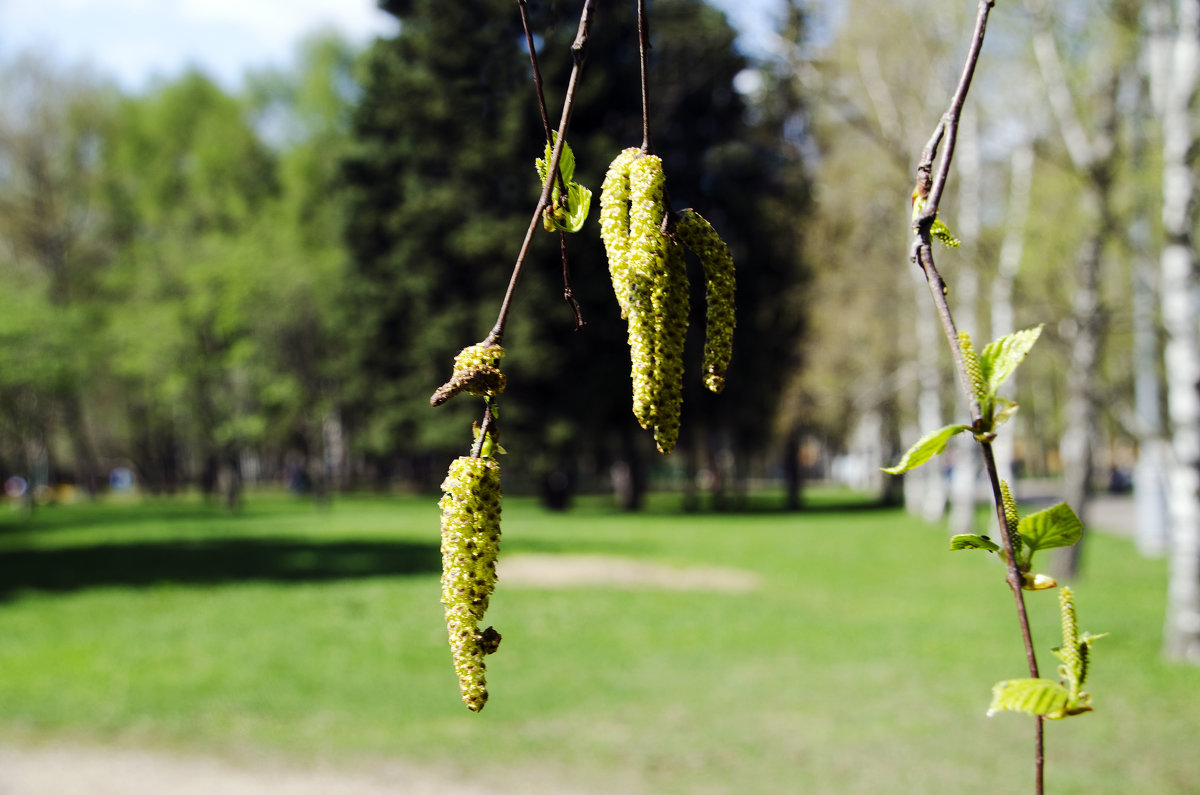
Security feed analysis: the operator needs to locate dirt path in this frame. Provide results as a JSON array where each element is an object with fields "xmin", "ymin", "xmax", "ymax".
[{"xmin": 0, "ymin": 743, "xmax": 511, "ymax": 795}]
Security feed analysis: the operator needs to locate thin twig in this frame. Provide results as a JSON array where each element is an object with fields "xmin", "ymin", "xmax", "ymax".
[
  {"xmin": 638, "ymin": 0, "xmax": 654, "ymax": 154},
  {"xmin": 487, "ymin": 0, "xmax": 597, "ymax": 346},
  {"xmin": 907, "ymin": 2, "xmax": 1045, "ymax": 792},
  {"xmin": 517, "ymin": 0, "xmax": 585, "ymax": 330}
]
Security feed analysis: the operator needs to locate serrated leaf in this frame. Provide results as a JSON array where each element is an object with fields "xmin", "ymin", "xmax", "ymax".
[
  {"xmin": 536, "ymin": 134, "xmax": 576, "ymax": 190},
  {"xmin": 1018, "ymin": 502, "xmax": 1083, "ymax": 552},
  {"xmin": 981, "ymin": 325, "xmax": 1043, "ymax": 395},
  {"xmin": 988, "ymin": 678, "xmax": 1069, "ymax": 719},
  {"xmin": 950, "ymin": 534, "xmax": 1001, "ymax": 552},
  {"xmin": 536, "ymin": 136, "xmax": 590, "ymax": 234},
  {"xmin": 882, "ymin": 424, "xmax": 970, "ymax": 474}
]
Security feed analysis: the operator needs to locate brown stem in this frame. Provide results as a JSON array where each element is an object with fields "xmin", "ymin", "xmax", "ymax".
[
  {"xmin": 561, "ymin": 232, "xmax": 584, "ymax": 330},
  {"xmin": 908, "ymin": 2, "xmax": 1044, "ymax": 792},
  {"xmin": 471, "ymin": 399, "xmax": 497, "ymax": 458},
  {"xmin": 487, "ymin": 0, "xmax": 597, "ymax": 346},
  {"xmin": 637, "ymin": 0, "xmax": 654, "ymax": 154},
  {"xmin": 517, "ymin": 0, "xmax": 584, "ymax": 329}
]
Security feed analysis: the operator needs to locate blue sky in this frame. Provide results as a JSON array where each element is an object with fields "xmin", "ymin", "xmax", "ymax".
[{"xmin": 0, "ymin": 0, "xmax": 780, "ymax": 92}]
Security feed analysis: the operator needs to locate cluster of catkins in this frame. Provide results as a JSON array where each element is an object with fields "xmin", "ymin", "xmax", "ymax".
[
  {"xmin": 599, "ymin": 148, "xmax": 735, "ymax": 454},
  {"xmin": 431, "ymin": 343, "xmax": 507, "ymax": 712}
]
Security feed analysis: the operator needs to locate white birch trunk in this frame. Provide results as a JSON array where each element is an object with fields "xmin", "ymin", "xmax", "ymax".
[
  {"xmin": 990, "ymin": 140, "xmax": 1034, "ymax": 492},
  {"xmin": 1159, "ymin": 0, "xmax": 1200, "ymax": 663}
]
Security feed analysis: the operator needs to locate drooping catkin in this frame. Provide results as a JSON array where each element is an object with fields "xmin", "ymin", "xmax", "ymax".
[
  {"xmin": 439, "ymin": 456, "xmax": 503, "ymax": 712},
  {"xmin": 626, "ymin": 153, "xmax": 668, "ymax": 429},
  {"xmin": 653, "ymin": 238, "xmax": 690, "ymax": 454},
  {"xmin": 599, "ymin": 148, "xmax": 639, "ymax": 318},
  {"xmin": 675, "ymin": 209, "xmax": 735, "ymax": 393}
]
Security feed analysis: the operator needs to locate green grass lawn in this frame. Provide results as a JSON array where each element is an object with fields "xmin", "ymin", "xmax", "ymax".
[{"xmin": 0, "ymin": 490, "xmax": 1197, "ymax": 793}]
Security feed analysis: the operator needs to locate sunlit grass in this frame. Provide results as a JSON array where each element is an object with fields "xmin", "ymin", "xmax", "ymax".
[{"xmin": 0, "ymin": 491, "xmax": 1196, "ymax": 793}]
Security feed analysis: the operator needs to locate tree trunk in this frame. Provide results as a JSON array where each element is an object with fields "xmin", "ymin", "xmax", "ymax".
[
  {"xmin": 1158, "ymin": 0, "xmax": 1200, "ymax": 663},
  {"xmin": 991, "ymin": 140, "xmax": 1034, "ymax": 490},
  {"xmin": 1133, "ymin": 233, "xmax": 1170, "ymax": 558},
  {"xmin": 1056, "ymin": 229, "xmax": 1103, "ymax": 579}
]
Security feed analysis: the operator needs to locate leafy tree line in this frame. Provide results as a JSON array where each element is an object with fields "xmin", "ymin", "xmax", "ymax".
[{"xmin": 0, "ymin": 0, "xmax": 812, "ymax": 508}]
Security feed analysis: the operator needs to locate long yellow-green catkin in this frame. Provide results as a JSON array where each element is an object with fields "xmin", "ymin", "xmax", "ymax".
[
  {"xmin": 1058, "ymin": 586, "xmax": 1081, "ymax": 696},
  {"xmin": 653, "ymin": 238, "xmax": 690, "ymax": 453},
  {"xmin": 675, "ymin": 209, "xmax": 734, "ymax": 393},
  {"xmin": 627, "ymin": 153, "xmax": 667, "ymax": 429},
  {"xmin": 958, "ymin": 331, "xmax": 987, "ymax": 409},
  {"xmin": 599, "ymin": 148, "xmax": 639, "ymax": 318},
  {"xmin": 998, "ymin": 479, "xmax": 1022, "ymax": 558},
  {"xmin": 439, "ymin": 456, "xmax": 502, "ymax": 712}
]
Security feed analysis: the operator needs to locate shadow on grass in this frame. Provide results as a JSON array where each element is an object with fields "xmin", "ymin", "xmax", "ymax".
[
  {"xmin": 0, "ymin": 500, "xmax": 310, "ymax": 536},
  {"xmin": 0, "ymin": 538, "xmax": 440, "ymax": 600}
]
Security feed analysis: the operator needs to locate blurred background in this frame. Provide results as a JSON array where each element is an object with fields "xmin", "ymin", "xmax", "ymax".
[{"xmin": 1, "ymin": 0, "xmax": 1199, "ymax": 792}]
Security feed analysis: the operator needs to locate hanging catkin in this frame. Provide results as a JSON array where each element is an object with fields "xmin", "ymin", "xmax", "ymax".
[
  {"xmin": 599, "ymin": 148, "xmax": 640, "ymax": 319},
  {"xmin": 675, "ymin": 208, "xmax": 735, "ymax": 393},
  {"xmin": 626, "ymin": 153, "xmax": 668, "ymax": 429},
  {"xmin": 439, "ymin": 455, "xmax": 503, "ymax": 712},
  {"xmin": 653, "ymin": 238, "xmax": 689, "ymax": 453}
]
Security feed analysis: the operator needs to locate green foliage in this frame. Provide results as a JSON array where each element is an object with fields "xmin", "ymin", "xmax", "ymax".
[
  {"xmin": 343, "ymin": 0, "xmax": 809, "ymax": 474},
  {"xmin": 949, "ymin": 534, "xmax": 1001, "ymax": 552},
  {"xmin": 882, "ymin": 423, "xmax": 969, "ymax": 474},
  {"xmin": 947, "ymin": 487, "xmax": 1078, "ymax": 590},
  {"xmin": 987, "ymin": 678, "xmax": 1071, "ymax": 719},
  {"xmin": 989, "ymin": 586, "xmax": 1104, "ymax": 719},
  {"xmin": 980, "ymin": 325, "xmax": 1043, "ymax": 398},
  {"xmin": 535, "ymin": 135, "xmax": 592, "ymax": 233},
  {"xmin": 886, "ymin": 325, "xmax": 1043, "ymax": 473},
  {"xmin": 1018, "ymin": 503, "xmax": 1084, "ymax": 557}
]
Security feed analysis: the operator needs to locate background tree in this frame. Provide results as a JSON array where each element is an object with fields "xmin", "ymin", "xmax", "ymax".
[
  {"xmin": 0, "ymin": 56, "xmax": 117, "ymax": 495},
  {"xmin": 341, "ymin": 0, "xmax": 811, "ymax": 506}
]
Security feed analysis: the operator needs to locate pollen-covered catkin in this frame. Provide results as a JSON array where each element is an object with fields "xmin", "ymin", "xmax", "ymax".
[
  {"xmin": 958, "ymin": 332, "xmax": 987, "ymax": 410},
  {"xmin": 626, "ymin": 153, "xmax": 668, "ymax": 429},
  {"xmin": 430, "ymin": 342, "xmax": 506, "ymax": 407},
  {"xmin": 675, "ymin": 209, "xmax": 735, "ymax": 393},
  {"xmin": 653, "ymin": 238, "xmax": 690, "ymax": 454},
  {"xmin": 439, "ymin": 456, "xmax": 503, "ymax": 712},
  {"xmin": 599, "ymin": 148, "xmax": 639, "ymax": 318}
]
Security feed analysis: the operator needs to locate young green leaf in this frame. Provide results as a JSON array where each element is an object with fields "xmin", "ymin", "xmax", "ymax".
[
  {"xmin": 882, "ymin": 424, "xmax": 970, "ymax": 474},
  {"xmin": 980, "ymin": 325, "xmax": 1043, "ymax": 396},
  {"xmin": 950, "ymin": 534, "xmax": 1001, "ymax": 552},
  {"xmin": 992, "ymin": 398, "xmax": 1019, "ymax": 428},
  {"xmin": 535, "ymin": 135, "xmax": 591, "ymax": 234},
  {"xmin": 1018, "ymin": 502, "xmax": 1083, "ymax": 552},
  {"xmin": 988, "ymin": 678, "xmax": 1070, "ymax": 719}
]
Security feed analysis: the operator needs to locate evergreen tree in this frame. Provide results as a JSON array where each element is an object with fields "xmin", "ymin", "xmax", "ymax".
[{"xmin": 342, "ymin": 0, "xmax": 811, "ymax": 500}]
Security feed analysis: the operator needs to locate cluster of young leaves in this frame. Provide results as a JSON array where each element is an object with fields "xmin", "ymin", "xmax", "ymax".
[
  {"xmin": 535, "ymin": 135, "xmax": 592, "ymax": 234},
  {"xmin": 883, "ymin": 324, "xmax": 1043, "ymax": 474},
  {"xmin": 988, "ymin": 586, "xmax": 1106, "ymax": 720},
  {"xmin": 950, "ymin": 481, "xmax": 1081, "ymax": 591}
]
